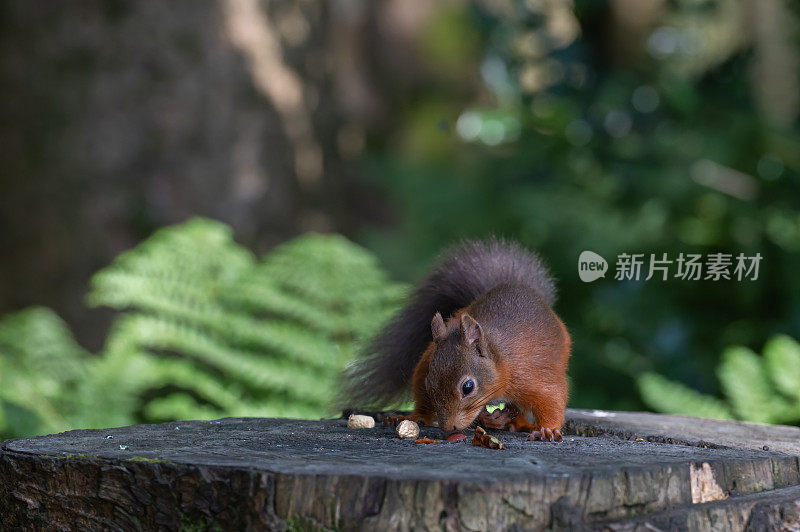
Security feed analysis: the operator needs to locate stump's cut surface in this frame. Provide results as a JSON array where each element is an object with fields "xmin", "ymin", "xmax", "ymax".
[{"xmin": 2, "ymin": 409, "xmax": 800, "ymax": 530}]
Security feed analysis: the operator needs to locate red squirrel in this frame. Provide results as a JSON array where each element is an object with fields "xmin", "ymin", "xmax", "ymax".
[{"xmin": 340, "ymin": 238, "xmax": 570, "ymax": 442}]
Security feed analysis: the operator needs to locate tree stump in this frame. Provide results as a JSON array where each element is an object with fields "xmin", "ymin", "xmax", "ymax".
[{"xmin": 2, "ymin": 409, "xmax": 800, "ymax": 530}]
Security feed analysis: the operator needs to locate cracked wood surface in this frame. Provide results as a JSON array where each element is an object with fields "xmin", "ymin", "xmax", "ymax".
[{"xmin": 2, "ymin": 409, "xmax": 800, "ymax": 530}]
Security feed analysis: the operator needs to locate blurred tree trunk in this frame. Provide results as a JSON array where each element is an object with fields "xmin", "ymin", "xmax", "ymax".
[
  {"xmin": 0, "ymin": 0, "xmax": 435, "ymax": 348},
  {"xmin": 746, "ymin": 0, "xmax": 799, "ymax": 129}
]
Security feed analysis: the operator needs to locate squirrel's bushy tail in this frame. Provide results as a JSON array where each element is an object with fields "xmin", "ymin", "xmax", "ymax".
[{"xmin": 337, "ymin": 237, "xmax": 556, "ymax": 410}]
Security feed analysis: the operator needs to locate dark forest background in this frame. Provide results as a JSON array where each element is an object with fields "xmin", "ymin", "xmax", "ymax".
[{"xmin": 2, "ymin": 0, "xmax": 800, "ymax": 435}]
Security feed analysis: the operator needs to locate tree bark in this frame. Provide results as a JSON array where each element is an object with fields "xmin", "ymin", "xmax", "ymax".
[
  {"xmin": 2, "ymin": 409, "xmax": 800, "ymax": 530},
  {"xmin": 0, "ymin": 0, "xmax": 413, "ymax": 348}
]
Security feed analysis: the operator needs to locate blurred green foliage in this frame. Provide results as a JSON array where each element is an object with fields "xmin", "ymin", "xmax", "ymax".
[
  {"xmin": 361, "ymin": 0, "xmax": 800, "ymax": 413},
  {"xmin": 639, "ymin": 335, "xmax": 800, "ymax": 424},
  {"xmin": 0, "ymin": 219, "xmax": 406, "ymax": 439},
  {"xmin": 3, "ymin": 1, "xmax": 800, "ymax": 437},
  {"xmin": 0, "ymin": 308, "xmax": 88, "ymax": 436}
]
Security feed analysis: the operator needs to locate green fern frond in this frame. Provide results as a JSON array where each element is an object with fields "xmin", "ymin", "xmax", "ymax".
[
  {"xmin": 640, "ymin": 336, "xmax": 800, "ymax": 425},
  {"xmin": 763, "ymin": 335, "xmax": 800, "ymax": 404},
  {"xmin": 0, "ymin": 308, "xmax": 88, "ymax": 437},
  {"xmin": 88, "ymin": 218, "xmax": 253, "ymax": 291},
  {"xmin": 143, "ymin": 393, "xmax": 226, "ymax": 422},
  {"xmin": 83, "ymin": 218, "xmax": 406, "ymax": 425},
  {"xmin": 0, "ymin": 219, "xmax": 407, "ymax": 437},
  {"xmin": 105, "ymin": 315, "xmax": 331, "ymax": 402},
  {"xmin": 637, "ymin": 372, "xmax": 733, "ymax": 420},
  {"xmin": 718, "ymin": 346, "xmax": 798, "ymax": 424},
  {"xmin": 221, "ymin": 281, "xmax": 338, "ymax": 336},
  {"xmin": 226, "ymin": 233, "xmax": 408, "ymax": 342},
  {"xmin": 96, "ymin": 288, "xmax": 343, "ymax": 372}
]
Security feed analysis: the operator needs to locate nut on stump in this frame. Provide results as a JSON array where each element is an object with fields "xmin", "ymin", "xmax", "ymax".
[
  {"xmin": 396, "ymin": 419, "xmax": 420, "ymax": 439},
  {"xmin": 347, "ymin": 414, "xmax": 375, "ymax": 429}
]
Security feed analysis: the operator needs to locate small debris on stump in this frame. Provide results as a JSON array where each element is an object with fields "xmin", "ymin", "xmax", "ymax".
[
  {"xmin": 346, "ymin": 414, "xmax": 375, "ymax": 429},
  {"xmin": 445, "ymin": 432, "xmax": 467, "ymax": 443},
  {"xmin": 413, "ymin": 437, "xmax": 442, "ymax": 445},
  {"xmin": 396, "ymin": 420, "xmax": 420, "ymax": 439},
  {"xmin": 472, "ymin": 427, "xmax": 504, "ymax": 450}
]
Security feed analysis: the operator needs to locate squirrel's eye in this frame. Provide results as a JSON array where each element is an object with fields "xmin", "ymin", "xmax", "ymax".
[{"xmin": 461, "ymin": 379, "xmax": 475, "ymax": 396}]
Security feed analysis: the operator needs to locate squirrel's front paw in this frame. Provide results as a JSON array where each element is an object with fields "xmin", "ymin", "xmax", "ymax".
[
  {"xmin": 528, "ymin": 427, "xmax": 563, "ymax": 442},
  {"xmin": 477, "ymin": 404, "xmax": 520, "ymax": 430},
  {"xmin": 382, "ymin": 414, "xmax": 406, "ymax": 427},
  {"xmin": 383, "ymin": 414, "xmax": 426, "ymax": 427}
]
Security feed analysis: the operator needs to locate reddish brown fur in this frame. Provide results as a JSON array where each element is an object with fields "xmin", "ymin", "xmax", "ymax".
[
  {"xmin": 407, "ymin": 283, "xmax": 571, "ymax": 437},
  {"xmin": 407, "ymin": 345, "xmax": 436, "ymax": 426}
]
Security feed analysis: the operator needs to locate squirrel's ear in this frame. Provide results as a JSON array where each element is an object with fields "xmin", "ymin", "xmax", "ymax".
[
  {"xmin": 460, "ymin": 314, "xmax": 483, "ymax": 349},
  {"xmin": 431, "ymin": 312, "xmax": 446, "ymax": 342}
]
